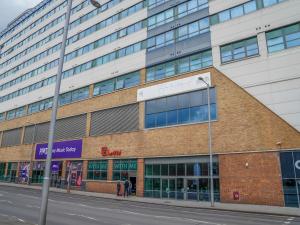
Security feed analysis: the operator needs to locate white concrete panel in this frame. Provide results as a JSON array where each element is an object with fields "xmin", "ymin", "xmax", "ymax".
[
  {"xmin": 209, "ymin": 0, "xmax": 248, "ymax": 15},
  {"xmin": 137, "ymin": 73, "xmax": 211, "ymax": 102}
]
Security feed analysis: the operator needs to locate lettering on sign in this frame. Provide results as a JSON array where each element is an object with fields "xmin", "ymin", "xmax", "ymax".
[
  {"xmin": 101, "ymin": 146, "xmax": 122, "ymax": 157},
  {"xmin": 295, "ymin": 160, "xmax": 300, "ymax": 170}
]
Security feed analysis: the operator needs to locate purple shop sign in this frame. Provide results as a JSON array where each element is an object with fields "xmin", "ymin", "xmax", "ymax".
[{"xmin": 35, "ymin": 139, "xmax": 82, "ymax": 160}]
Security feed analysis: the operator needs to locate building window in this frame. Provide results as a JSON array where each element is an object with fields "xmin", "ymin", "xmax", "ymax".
[
  {"xmin": 266, "ymin": 23, "xmax": 300, "ymax": 53},
  {"xmin": 221, "ymin": 37, "xmax": 259, "ymax": 63},
  {"xmin": 6, "ymin": 107, "xmax": 26, "ymax": 120},
  {"xmin": 113, "ymin": 159, "xmax": 137, "ymax": 181},
  {"xmin": 6, "ymin": 162, "xmax": 17, "ymax": 182},
  {"xmin": 0, "ymin": 163, "xmax": 6, "ymax": 180},
  {"xmin": 0, "ymin": 113, "xmax": 5, "ymax": 121},
  {"xmin": 18, "ymin": 162, "xmax": 30, "ymax": 184},
  {"xmin": 59, "ymin": 86, "xmax": 89, "ymax": 106},
  {"xmin": 144, "ymin": 159, "xmax": 219, "ymax": 201},
  {"xmin": 87, "ymin": 160, "xmax": 108, "ymax": 180},
  {"xmin": 146, "ymin": 50, "xmax": 212, "ymax": 82},
  {"xmin": 28, "ymin": 98, "xmax": 53, "ymax": 114},
  {"xmin": 280, "ymin": 151, "xmax": 300, "ymax": 208},
  {"xmin": 145, "ymin": 88, "xmax": 217, "ymax": 129},
  {"xmin": 93, "ymin": 71, "xmax": 140, "ymax": 96}
]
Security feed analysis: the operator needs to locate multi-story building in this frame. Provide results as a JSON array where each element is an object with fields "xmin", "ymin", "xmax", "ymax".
[{"xmin": 0, "ymin": 0, "xmax": 300, "ymax": 207}]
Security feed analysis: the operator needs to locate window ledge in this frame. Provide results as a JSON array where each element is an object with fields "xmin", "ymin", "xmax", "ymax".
[
  {"xmin": 144, "ymin": 119, "xmax": 218, "ymax": 131},
  {"xmin": 220, "ymin": 54, "xmax": 260, "ymax": 65}
]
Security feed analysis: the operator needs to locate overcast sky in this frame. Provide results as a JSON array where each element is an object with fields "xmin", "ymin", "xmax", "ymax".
[{"xmin": 0, "ymin": 0, "xmax": 41, "ymax": 32}]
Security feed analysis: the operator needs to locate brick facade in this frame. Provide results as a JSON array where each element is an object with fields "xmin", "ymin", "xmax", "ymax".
[
  {"xmin": 0, "ymin": 67, "xmax": 299, "ymax": 205},
  {"xmin": 219, "ymin": 152, "xmax": 284, "ymax": 206}
]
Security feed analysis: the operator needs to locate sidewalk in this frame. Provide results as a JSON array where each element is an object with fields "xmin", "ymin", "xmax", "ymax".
[{"xmin": 0, "ymin": 182, "xmax": 299, "ymax": 217}]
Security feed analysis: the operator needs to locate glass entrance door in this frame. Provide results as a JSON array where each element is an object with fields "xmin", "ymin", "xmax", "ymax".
[{"xmin": 186, "ymin": 179, "xmax": 198, "ymax": 200}]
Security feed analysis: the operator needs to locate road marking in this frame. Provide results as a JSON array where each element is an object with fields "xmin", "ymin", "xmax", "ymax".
[
  {"xmin": 17, "ymin": 194, "xmax": 39, "ymax": 199},
  {"xmin": 284, "ymin": 222, "xmax": 290, "ymax": 224},
  {"xmin": 26, "ymin": 204, "xmax": 40, "ymax": 209},
  {"xmin": 287, "ymin": 217, "xmax": 294, "ymax": 221},
  {"xmin": 64, "ymin": 213, "xmax": 97, "ymax": 221},
  {"xmin": 0, "ymin": 199, "xmax": 13, "ymax": 204},
  {"xmin": 17, "ymin": 218, "xmax": 25, "ymax": 223}
]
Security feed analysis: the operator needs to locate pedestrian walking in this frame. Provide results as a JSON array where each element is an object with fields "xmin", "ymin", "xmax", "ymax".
[
  {"xmin": 117, "ymin": 181, "xmax": 121, "ymax": 196},
  {"xmin": 124, "ymin": 179, "xmax": 129, "ymax": 197}
]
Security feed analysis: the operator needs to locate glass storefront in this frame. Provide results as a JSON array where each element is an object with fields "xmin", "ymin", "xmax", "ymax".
[
  {"xmin": 87, "ymin": 160, "xmax": 108, "ymax": 180},
  {"xmin": 280, "ymin": 151, "xmax": 300, "ymax": 208},
  {"xmin": 144, "ymin": 156, "xmax": 220, "ymax": 201},
  {"xmin": 32, "ymin": 161, "xmax": 62, "ymax": 186},
  {"xmin": 0, "ymin": 162, "xmax": 5, "ymax": 180},
  {"xmin": 65, "ymin": 161, "xmax": 83, "ymax": 187},
  {"xmin": 6, "ymin": 162, "xmax": 17, "ymax": 182}
]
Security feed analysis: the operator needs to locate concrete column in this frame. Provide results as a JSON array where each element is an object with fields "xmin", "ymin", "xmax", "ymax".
[
  {"xmin": 89, "ymin": 84, "xmax": 94, "ymax": 98},
  {"xmin": 140, "ymin": 68, "xmax": 146, "ymax": 84},
  {"xmin": 61, "ymin": 160, "xmax": 67, "ymax": 182},
  {"xmin": 107, "ymin": 159, "xmax": 113, "ymax": 181},
  {"xmin": 4, "ymin": 162, "xmax": 8, "ymax": 180},
  {"xmin": 257, "ymin": 32, "xmax": 268, "ymax": 58},
  {"xmin": 136, "ymin": 158, "xmax": 144, "ymax": 197},
  {"xmin": 20, "ymin": 126, "xmax": 26, "ymax": 145},
  {"xmin": 16, "ymin": 162, "xmax": 20, "ymax": 182},
  {"xmin": 82, "ymin": 160, "xmax": 88, "ymax": 180},
  {"xmin": 139, "ymin": 102, "xmax": 145, "ymax": 130},
  {"xmin": 0, "ymin": 131, "xmax": 3, "ymax": 147},
  {"xmin": 86, "ymin": 112, "xmax": 92, "ymax": 137}
]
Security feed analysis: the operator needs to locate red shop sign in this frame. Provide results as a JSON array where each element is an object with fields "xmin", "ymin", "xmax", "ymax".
[{"xmin": 101, "ymin": 146, "xmax": 122, "ymax": 157}]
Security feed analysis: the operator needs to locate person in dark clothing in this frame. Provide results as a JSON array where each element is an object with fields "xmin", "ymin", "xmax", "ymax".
[
  {"xmin": 124, "ymin": 180, "xmax": 129, "ymax": 197},
  {"xmin": 117, "ymin": 181, "xmax": 121, "ymax": 196}
]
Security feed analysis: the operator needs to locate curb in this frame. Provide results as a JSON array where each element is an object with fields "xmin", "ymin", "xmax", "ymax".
[{"xmin": 1, "ymin": 182, "xmax": 299, "ymax": 217}]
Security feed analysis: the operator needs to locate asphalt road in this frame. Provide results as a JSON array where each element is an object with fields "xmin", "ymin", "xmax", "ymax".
[{"xmin": 0, "ymin": 186, "xmax": 299, "ymax": 225}]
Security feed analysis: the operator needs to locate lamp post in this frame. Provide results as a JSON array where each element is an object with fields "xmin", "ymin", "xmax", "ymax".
[
  {"xmin": 198, "ymin": 77, "xmax": 214, "ymax": 207},
  {"xmin": 38, "ymin": 1, "xmax": 101, "ymax": 225},
  {"xmin": 25, "ymin": 122, "xmax": 37, "ymax": 185}
]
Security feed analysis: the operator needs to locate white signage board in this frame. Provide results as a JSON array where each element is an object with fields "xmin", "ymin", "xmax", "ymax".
[{"xmin": 137, "ymin": 72, "xmax": 211, "ymax": 102}]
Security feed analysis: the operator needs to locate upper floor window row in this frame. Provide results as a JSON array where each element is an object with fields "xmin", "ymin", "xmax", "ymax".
[
  {"xmin": 67, "ymin": 1, "xmax": 145, "ymax": 46},
  {"xmin": 266, "ymin": 22, "xmax": 300, "ymax": 53},
  {"xmin": 1, "ymin": 71, "xmax": 141, "ymax": 121},
  {"xmin": 145, "ymin": 88, "xmax": 217, "ymax": 129},
  {"xmin": 93, "ymin": 71, "xmax": 140, "ymax": 96},
  {"xmin": 0, "ymin": 2, "xmax": 145, "ymax": 80},
  {"xmin": 69, "ymin": 0, "xmax": 123, "ymax": 30},
  {"xmin": 0, "ymin": 0, "xmax": 54, "ymax": 39},
  {"xmin": 0, "ymin": 20, "xmax": 144, "ymax": 88},
  {"xmin": 148, "ymin": 0, "xmax": 208, "ymax": 30},
  {"xmin": 147, "ymin": 0, "xmax": 171, "ymax": 9},
  {"xmin": 0, "ymin": 44, "xmax": 61, "ymax": 85},
  {"xmin": 2, "ymin": 14, "xmax": 66, "ymax": 58},
  {"xmin": 1, "ymin": 0, "xmax": 128, "ymax": 59},
  {"xmin": 2, "ymin": 1, "xmax": 67, "ymax": 49},
  {"xmin": 210, "ymin": 0, "xmax": 285, "ymax": 25},
  {"xmin": 147, "ymin": 50, "xmax": 212, "ymax": 82},
  {"xmin": 221, "ymin": 37, "xmax": 259, "ymax": 63},
  {"xmin": 147, "ymin": 17, "xmax": 209, "ymax": 51},
  {"xmin": 0, "ymin": 29, "xmax": 63, "ymax": 73},
  {"xmin": 0, "ymin": 41, "xmax": 144, "ymax": 103},
  {"xmin": 6, "ymin": 106, "xmax": 26, "ymax": 121}
]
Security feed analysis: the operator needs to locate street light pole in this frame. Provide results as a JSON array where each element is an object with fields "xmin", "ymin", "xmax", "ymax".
[
  {"xmin": 198, "ymin": 77, "xmax": 214, "ymax": 207},
  {"xmin": 38, "ymin": 0, "xmax": 73, "ymax": 224},
  {"xmin": 38, "ymin": 1, "xmax": 101, "ymax": 224}
]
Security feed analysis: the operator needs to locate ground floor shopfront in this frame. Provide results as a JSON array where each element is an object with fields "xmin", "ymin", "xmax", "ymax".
[{"xmin": 0, "ymin": 145, "xmax": 300, "ymax": 208}]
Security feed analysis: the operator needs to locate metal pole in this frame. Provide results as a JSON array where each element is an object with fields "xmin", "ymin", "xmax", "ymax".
[
  {"xmin": 207, "ymin": 82, "xmax": 214, "ymax": 207},
  {"xmin": 38, "ymin": 0, "xmax": 73, "ymax": 224},
  {"xmin": 198, "ymin": 77, "xmax": 214, "ymax": 207}
]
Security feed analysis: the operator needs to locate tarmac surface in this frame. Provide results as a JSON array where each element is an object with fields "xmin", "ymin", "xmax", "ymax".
[{"xmin": 0, "ymin": 186, "xmax": 299, "ymax": 225}]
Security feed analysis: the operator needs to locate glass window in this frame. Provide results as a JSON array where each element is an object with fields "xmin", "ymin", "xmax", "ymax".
[
  {"xmin": 219, "ymin": 10, "xmax": 230, "ymax": 22},
  {"xmin": 221, "ymin": 37, "xmax": 259, "ymax": 63},
  {"xmin": 87, "ymin": 160, "xmax": 107, "ymax": 180},
  {"xmin": 244, "ymin": 1, "xmax": 257, "ymax": 14},
  {"xmin": 266, "ymin": 23, "xmax": 300, "ymax": 53},
  {"xmin": 145, "ymin": 88, "xmax": 217, "ymax": 128},
  {"xmin": 230, "ymin": 6, "xmax": 244, "ymax": 18}
]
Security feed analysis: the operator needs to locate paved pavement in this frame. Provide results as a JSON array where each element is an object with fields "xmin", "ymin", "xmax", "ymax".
[{"xmin": 0, "ymin": 185, "xmax": 299, "ymax": 225}]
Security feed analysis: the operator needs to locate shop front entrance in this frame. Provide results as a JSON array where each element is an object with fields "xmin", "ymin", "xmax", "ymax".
[{"xmin": 144, "ymin": 156, "xmax": 220, "ymax": 202}]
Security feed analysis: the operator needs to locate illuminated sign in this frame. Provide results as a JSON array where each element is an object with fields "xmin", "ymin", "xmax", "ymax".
[{"xmin": 101, "ymin": 146, "xmax": 121, "ymax": 157}]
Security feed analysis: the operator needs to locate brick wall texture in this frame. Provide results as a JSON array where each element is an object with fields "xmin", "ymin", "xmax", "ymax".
[{"xmin": 0, "ymin": 67, "xmax": 299, "ymax": 205}]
